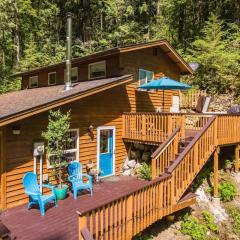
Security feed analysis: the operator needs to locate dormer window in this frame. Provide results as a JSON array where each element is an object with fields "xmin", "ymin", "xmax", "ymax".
[
  {"xmin": 89, "ymin": 61, "xmax": 106, "ymax": 79},
  {"xmin": 64, "ymin": 67, "xmax": 78, "ymax": 83},
  {"xmin": 29, "ymin": 76, "xmax": 38, "ymax": 88},
  {"xmin": 48, "ymin": 72, "xmax": 56, "ymax": 85}
]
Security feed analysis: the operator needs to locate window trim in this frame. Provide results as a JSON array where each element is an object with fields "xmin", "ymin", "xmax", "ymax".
[
  {"xmin": 47, "ymin": 128, "xmax": 79, "ymax": 169},
  {"xmin": 88, "ymin": 60, "xmax": 106, "ymax": 80},
  {"xmin": 48, "ymin": 71, "xmax": 57, "ymax": 86},
  {"xmin": 29, "ymin": 76, "xmax": 38, "ymax": 88},
  {"xmin": 138, "ymin": 69, "xmax": 154, "ymax": 86}
]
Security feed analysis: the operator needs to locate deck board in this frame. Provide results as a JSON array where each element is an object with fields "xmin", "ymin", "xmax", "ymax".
[{"xmin": 0, "ymin": 176, "xmax": 150, "ymax": 240}]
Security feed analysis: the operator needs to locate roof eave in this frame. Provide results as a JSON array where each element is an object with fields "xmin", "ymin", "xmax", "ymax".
[{"xmin": 0, "ymin": 75, "xmax": 133, "ymax": 127}]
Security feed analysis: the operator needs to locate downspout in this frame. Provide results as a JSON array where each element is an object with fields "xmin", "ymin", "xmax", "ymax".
[{"xmin": 64, "ymin": 13, "xmax": 72, "ymax": 91}]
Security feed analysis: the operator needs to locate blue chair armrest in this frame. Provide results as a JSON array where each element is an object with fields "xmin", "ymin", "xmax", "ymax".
[
  {"xmin": 26, "ymin": 191, "xmax": 40, "ymax": 197},
  {"xmin": 68, "ymin": 175, "xmax": 76, "ymax": 183},
  {"xmin": 41, "ymin": 184, "xmax": 55, "ymax": 190}
]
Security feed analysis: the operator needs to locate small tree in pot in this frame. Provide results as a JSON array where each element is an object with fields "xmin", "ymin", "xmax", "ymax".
[{"xmin": 42, "ymin": 109, "xmax": 71, "ymax": 200}]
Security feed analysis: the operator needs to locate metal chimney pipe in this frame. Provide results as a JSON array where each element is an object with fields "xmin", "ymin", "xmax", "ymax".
[{"xmin": 64, "ymin": 13, "xmax": 72, "ymax": 91}]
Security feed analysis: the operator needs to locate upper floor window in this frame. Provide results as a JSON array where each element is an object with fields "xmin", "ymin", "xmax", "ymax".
[
  {"xmin": 89, "ymin": 61, "xmax": 106, "ymax": 79},
  {"xmin": 139, "ymin": 69, "xmax": 154, "ymax": 86},
  {"xmin": 48, "ymin": 72, "xmax": 56, "ymax": 85},
  {"xmin": 29, "ymin": 76, "xmax": 38, "ymax": 88},
  {"xmin": 47, "ymin": 129, "xmax": 79, "ymax": 169},
  {"xmin": 64, "ymin": 67, "xmax": 78, "ymax": 83}
]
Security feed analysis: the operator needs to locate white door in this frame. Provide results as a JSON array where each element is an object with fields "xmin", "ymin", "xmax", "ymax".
[{"xmin": 171, "ymin": 95, "xmax": 180, "ymax": 113}]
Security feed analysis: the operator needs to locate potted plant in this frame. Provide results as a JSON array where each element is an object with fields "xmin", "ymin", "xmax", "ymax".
[{"xmin": 42, "ymin": 109, "xmax": 71, "ymax": 200}]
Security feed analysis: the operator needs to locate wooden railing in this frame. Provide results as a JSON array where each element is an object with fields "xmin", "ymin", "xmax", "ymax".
[
  {"xmin": 180, "ymin": 90, "xmax": 206, "ymax": 109},
  {"xmin": 78, "ymin": 174, "xmax": 172, "ymax": 240},
  {"xmin": 151, "ymin": 128, "xmax": 180, "ymax": 179},
  {"xmin": 167, "ymin": 116, "xmax": 216, "ymax": 202},
  {"xmin": 79, "ymin": 114, "xmax": 240, "ymax": 239},
  {"xmin": 217, "ymin": 115, "xmax": 240, "ymax": 145},
  {"xmin": 122, "ymin": 113, "xmax": 212, "ymax": 143},
  {"xmin": 185, "ymin": 114, "xmax": 212, "ymax": 130}
]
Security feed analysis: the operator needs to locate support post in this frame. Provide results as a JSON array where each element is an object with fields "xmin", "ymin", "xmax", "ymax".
[
  {"xmin": 235, "ymin": 144, "xmax": 239, "ymax": 173},
  {"xmin": 213, "ymin": 147, "xmax": 220, "ymax": 197}
]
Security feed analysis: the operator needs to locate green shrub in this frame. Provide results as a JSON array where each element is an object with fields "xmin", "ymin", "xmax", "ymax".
[
  {"xmin": 202, "ymin": 211, "xmax": 218, "ymax": 233},
  {"xmin": 218, "ymin": 181, "xmax": 237, "ymax": 202},
  {"xmin": 181, "ymin": 215, "xmax": 208, "ymax": 240},
  {"xmin": 137, "ymin": 163, "xmax": 152, "ymax": 180},
  {"xmin": 227, "ymin": 207, "xmax": 240, "ymax": 235}
]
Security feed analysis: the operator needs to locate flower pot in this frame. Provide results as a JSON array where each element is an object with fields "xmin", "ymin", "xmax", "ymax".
[{"xmin": 54, "ymin": 184, "xmax": 68, "ymax": 200}]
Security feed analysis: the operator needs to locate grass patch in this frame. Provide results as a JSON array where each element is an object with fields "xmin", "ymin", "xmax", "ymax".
[
  {"xmin": 226, "ymin": 207, "xmax": 240, "ymax": 235},
  {"xmin": 181, "ymin": 212, "xmax": 219, "ymax": 240}
]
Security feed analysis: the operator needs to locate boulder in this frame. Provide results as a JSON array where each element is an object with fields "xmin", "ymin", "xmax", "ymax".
[
  {"xmin": 127, "ymin": 160, "xmax": 136, "ymax": 168},
  {"xmin": 122, "ymin": 169, "xmax": 131, "ymax": 176}
]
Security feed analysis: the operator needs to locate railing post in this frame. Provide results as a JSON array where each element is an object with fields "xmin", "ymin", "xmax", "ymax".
[
  {"xmin": 79, "ymin": 214, "xmax": 88, "ymax": 240},
  {"xmin": 152, "ymin": 157, "xmax": 156, "ymax": 179},
  {"xmin": 126, "ymin": 195, "xmax": 133, "ymax": 239},
  {"xmin": 214, "ymin": 117, "xmax": 218, "ymax": 147},
  {"xmin": 167, "ymin": 115, "xmax": 172, "ymax": 135},
  {"xmin": 181, "ymin": 115, "xmax": 186, "ymax": 140},
  {"xmin": 235, "ymin": 144, "xmax": 240, "ymax": 173},
  {"xmin": 213, "ymin": 147, "xmax": 220, "ymax": 198},
  {"xmin": 142, "ymin": 114, "xmax": 147, "ymax": 140}
]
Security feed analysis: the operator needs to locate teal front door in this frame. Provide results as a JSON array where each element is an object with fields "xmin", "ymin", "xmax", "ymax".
[{"xmin": 98, "ymin": 128, "xmax": 114, "ymax": 177}]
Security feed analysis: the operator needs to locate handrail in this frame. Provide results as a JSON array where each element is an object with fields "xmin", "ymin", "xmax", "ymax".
[
  {"xmin": 151, "ymin": 127, "xmax": 180, "ymax": 159},
  {"xmin": 167, "ymin": 116, "xmax": 216, "ymax": 173},
  {"xmin": 151, "ymin": 127, "xmax": 180, "ymax": 179}
]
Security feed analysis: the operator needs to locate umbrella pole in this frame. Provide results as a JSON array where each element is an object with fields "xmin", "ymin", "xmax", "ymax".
[{"xmin": 162, "ymin": 90, "xmax": 165, "ymax": 112}]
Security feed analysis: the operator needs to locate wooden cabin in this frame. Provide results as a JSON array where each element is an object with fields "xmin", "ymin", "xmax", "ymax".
[
  {"xmin": 0, "ymin": 40, "xmax": 193, "ymax": 210},
  {"xmin": 1, "ymin": 40, "xmax": 240, "ymax": 240}
]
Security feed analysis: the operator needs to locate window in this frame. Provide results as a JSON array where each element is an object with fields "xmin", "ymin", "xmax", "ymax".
[
  {"xmin": 89, "ymin": 61, "xmax": 106, "ymax": 79},
  {"xmin": 29, "ymin": 76, "xmax": 38, "ymax": 88},
  {"xmin": 100, "ymin": 130, "xmax": 110, "ymax": 154},
  {"xmin": 64, "ymin": 67, "xmax": 78, "ymax": 82},
  {"xmin": 139, "ymin": 69, "xmax": 154, "ymax": 86},
  {"xmin": 48, "ymin": 72, "xmax": 56, "ymax": 85},
  {"xmin": 47, "ymin": 129, "xmax": 79, "ymax": 168}
]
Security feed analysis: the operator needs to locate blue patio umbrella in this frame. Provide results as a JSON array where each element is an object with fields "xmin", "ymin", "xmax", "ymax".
[{"xmin": 139, "ymin": 76, "xmax": 191, "ymax": 111}]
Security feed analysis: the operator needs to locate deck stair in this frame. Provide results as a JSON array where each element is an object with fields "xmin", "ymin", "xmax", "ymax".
[{"xmin": 79, "ymin": 114, "xmax": 240, "ymax": 240}]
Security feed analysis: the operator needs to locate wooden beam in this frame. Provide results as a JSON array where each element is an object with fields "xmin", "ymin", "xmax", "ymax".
[
  {"xmin": 235, "ymin": 144, "xmax": 239, "ymax": 173},
  {"xmin": 0, "ymin": 127, "xmax": 7, "ymax": 209},
  {"xmin": 213, "ymin": 147, "xmax": 220, "ymax": 197}
]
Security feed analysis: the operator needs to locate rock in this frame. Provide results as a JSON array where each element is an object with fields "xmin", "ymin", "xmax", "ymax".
[
  {"xmin": 127, "ymin": 160, "xmax": 136, "ymax": 168},
  {"xmin": 135, "ymin": 163, "xmax": 142, "ymax": 170},
  {"xmin": 122, "ymin": 169, "xmax": 131, "ymax": 176}
]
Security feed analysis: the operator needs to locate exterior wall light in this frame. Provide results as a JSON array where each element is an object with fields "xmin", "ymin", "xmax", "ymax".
[
  {"xmin": 12, "ymin": 126, "xmax": 21, "ymax": 135},
  {"xmin": 88, "ymin": 125, "xmax": 94, "ymax": 140}
]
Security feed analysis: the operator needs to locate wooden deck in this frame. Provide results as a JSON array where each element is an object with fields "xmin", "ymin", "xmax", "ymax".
[{"xmin": 0, "ymin": 176, "xmax": 152, "ymax": 240}]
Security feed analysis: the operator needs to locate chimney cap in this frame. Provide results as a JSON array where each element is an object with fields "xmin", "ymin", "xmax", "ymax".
[{"xmin": 66, "ymin": 12, "xmax": 73, "ymax": 18}]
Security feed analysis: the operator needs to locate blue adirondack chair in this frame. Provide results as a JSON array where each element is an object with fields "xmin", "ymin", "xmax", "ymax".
[
  {"xmin": 68, "ymin": 162, "xmax": 93, "ymax": 199},
  {"xmin": 22, "ymin": 172, "xmax": 57, "ymax": 216}
]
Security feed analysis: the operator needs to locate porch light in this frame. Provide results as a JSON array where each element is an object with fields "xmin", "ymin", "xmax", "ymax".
[
  {"xmin": 87, "ymin": 125, "xmax": 94, "ymax": 140},
  {"xmin": 88, "ymin": 125, "xmax": 94, "ymax": 134},
  {"xmin": 12, "ymin": 126, "xmax": 21, "ymax": 135}
]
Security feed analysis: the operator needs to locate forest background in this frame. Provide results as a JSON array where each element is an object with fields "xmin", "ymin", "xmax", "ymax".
[{"xmin": 0, "ymin": 0, "xmax": 239, "ymax": 95}]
